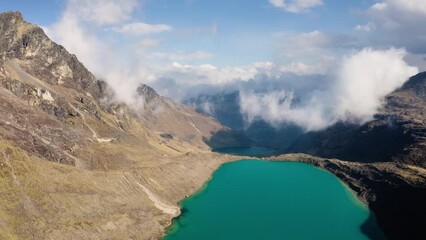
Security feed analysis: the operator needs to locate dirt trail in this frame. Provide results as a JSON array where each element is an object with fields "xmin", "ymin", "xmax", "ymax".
[
  {"xmin": 68, "ymin": 103, "xmax": 116, "ymax": 143},
  {"xmin": 135, "ymin": 182, "xmax": 180, "ymax": 216}
]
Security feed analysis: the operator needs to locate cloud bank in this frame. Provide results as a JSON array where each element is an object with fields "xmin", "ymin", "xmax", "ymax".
[{"xmin": 239, "ymin": 48, "xmax": 418, "ymax": 131}]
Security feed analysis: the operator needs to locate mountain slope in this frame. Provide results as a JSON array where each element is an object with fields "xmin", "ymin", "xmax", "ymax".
[{"xmin": 0, "ymin": 11, "xmax": 241, "ymax": 239}]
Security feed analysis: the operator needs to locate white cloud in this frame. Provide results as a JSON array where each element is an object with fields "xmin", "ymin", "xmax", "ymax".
[
  {"xmin": 371, "ymin": 3, "xmax": 388, "ymax": 11},
  {"xmin": 269, "ymin": 0, "xmax": 323, "ymax": 13},
  {"xmin": 240, "ymin": 90, "xmax": 329, "ymax": 130},
  {"xmin": 150, "ymin": 59, "xmax": 332, "ymax": 102},
  {"xmin": 164, "ymin": 62, "xmax": 258, "ymax": 85},
  {"xmin": 111, "ymin": 22, "xmax": 172, "ymax": 36},
  {"xmin": 239, "ymin": 48, "xmax": 418, "ymax": 131},
  {"xmin": 47, "ymin": 0, "xmax": 156, "ymax": 110},
  {"xmin": 67, "ymin": 0, "xmax": 139, "ymax": 26},
  {"xmin": 370, "ymin": 0, "xmax": 426, "ymax": 14},
  {"xmin": 385, "ymin": 0, "xmax": 426, "ymax": 15},
  {"xmin": 363, "ymin": 0, "xmax": 426, "ymax": 55},
  {"xmin": 47, "ymin": 11, "xmax": 106, "ymax": 75},
  {"xmin": 333, "ymin": 48, "xmax": 418, "ymax": 121},
  {"xmin": 354, "ymin": 22, "xmax": 376, "ymax": 32}
]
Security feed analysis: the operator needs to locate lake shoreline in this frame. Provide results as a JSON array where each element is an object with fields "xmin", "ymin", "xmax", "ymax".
[
  {"xmin": 162, "ymin": 155, "xmax": 365, "ymax": 239},
  {"xmin": 164, "ymin": 158, "xmax": 383, "ymax": 240},
  {"xmin": 162, "ymin": 152, "xmax": 425, "ymax": 239}
]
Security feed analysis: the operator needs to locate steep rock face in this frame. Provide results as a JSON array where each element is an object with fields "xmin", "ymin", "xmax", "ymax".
[
  {"xmin": 385, "ymin": 72, "xmax": 426, "ymax": 166},
  {"xmin": 0, "ymin": 12, "xmax": 102, "ymax": 99},
  {"xmin": 0, "ymin": 11, "xmax": 242, "ymax": 240}
]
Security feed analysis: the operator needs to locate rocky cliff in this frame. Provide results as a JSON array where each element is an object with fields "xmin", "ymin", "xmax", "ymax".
[{"xmin": 0, "ymin": 11, "xmax": 242, "ymax": 240}]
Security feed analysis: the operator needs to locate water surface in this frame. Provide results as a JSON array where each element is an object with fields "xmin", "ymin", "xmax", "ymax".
[{"xmin": 165, "ymin": 160, "xmax": 384, "ymax": 240}]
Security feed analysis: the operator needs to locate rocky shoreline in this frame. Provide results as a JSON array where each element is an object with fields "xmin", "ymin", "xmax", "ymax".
[{"xmin": 266, "ymin": 154, "xmax": 426, "ymax": 240}]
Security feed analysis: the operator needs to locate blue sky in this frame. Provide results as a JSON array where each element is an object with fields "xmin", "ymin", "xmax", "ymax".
[{"xmin": 0, "ymin": 0, "xmax": 379, "ymax": 66}]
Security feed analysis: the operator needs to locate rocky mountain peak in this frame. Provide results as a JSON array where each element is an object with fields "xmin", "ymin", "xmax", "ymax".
[
  {"xmin": 0, "ymin": 11, "xmax": 24, "ymax": 24},
  {"xmin": 399, "ymin": 71, "xmax": 426, "ymax": 99},
  {"xmin": 0, "ymin": 11, "xmax": 102, "ymax": 100},
  {"xmin": 137, "ymin": 83, "xmax": 159, "ymax": 103}
]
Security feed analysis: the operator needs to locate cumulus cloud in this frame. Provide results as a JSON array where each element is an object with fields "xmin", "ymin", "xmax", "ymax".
[
  {"xmin": 269, "ymin": 0, "xmax": 323, "ymax": 13},
  {"xmin": 148, "ymin": 58, "xmax": 334, "ymax": 102},
  {"xmin": 151, "ymin": 62, "xmax": 259, "ymax": 100},
  {"xmin": 332, "ymin": 48, "xmax": 417, "ymax": 121},
  {"xmin": 239, "ymin": 48, "xmax": 418, "ymax": 131}
]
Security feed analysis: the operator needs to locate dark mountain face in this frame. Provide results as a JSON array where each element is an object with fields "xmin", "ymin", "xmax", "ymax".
[
  {"xmin": 288, "ymin": 72, "xmax": 426, "ymax": 167},
  {"xmin": 186, "ymin": 91, "xmax": 304, "ymax": 149}
]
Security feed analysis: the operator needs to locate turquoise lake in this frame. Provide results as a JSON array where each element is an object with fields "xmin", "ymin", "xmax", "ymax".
[{"xmin": 164, "ymin": 160, "xmax": 385, "ymax": 240}]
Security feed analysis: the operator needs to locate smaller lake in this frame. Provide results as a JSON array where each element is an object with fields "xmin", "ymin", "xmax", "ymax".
[
  {"xmin": 164, "ymin": 160, "xmax": 384, "ymax": 240},
  {"xmin": 214, "ymin": 147, "xmax": 281, "ymax": 157}
]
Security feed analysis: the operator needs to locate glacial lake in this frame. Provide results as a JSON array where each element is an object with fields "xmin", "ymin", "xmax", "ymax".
[{"xmin": 164, "ymin": 160, "xmax": 385, "ymax": 240}]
